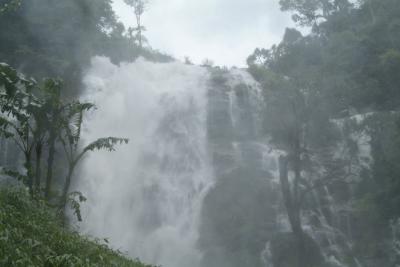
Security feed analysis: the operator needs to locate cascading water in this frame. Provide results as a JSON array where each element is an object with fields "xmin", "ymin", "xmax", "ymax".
[
  {"xmin": 73, "ymin": 56, "xmax": 368, "ymax": 267},
  {"xmin": 76, "ymin": 57, "xmax": 213, "ymax": 267}
]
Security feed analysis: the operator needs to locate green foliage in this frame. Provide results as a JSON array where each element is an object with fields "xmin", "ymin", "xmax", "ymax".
[
  {"xmin": 83, "ymin": 137, "xmax": 129, "ymax": 154},
  {"xmin": 0, "ymin": 0, "xmax": 172, "ymax": 95},
  {"xmin": 0, "ymin": 0, "xmax": 118, "ymax": 94},
  {"xmin": 0, "ymin": 63, "xmax": 128, "ymax": 221},
  {"xmin": 363, "ymin": 112, "xmax": 400, "ymax": 220},
  {"xmin": 1, "ymin": 168, "xmax": 27, "ymax": 184},
  {"xmin": 0, "ymin": 63, "xmax": 43, "ymax": 193},
  {"xmin": 67, "ymin": 191, "xmax": 87, "ymax": 222},
  {"xmin": 0, "ymin": 0, "xmax": 20, "ymax": 14},
  {"xmin": 248, "ymin": 28, "xmax": 337, "ymax": 153},
  {"xmin": 60, "ymin": 101, "xmax": 96, "ymax": 155},
  {"xmin": 0, "ymin": 187, "xmax": 153, "ymax": 267},
  {"xmin": 279, "ymin": 0, "xmax": 353, "ymax": 28},
  {"xmin": 123, "ymin": 0, "xmax": 148, "ymax": 49},
  {"xmin": 57, "ymin": 98, "xmax": 129, "ymax": 210},
  {"xmin": 251, "ymin": 0, "xmax": 400, "ymax": 114},
  {"xmin": 247, "ymin": 0, "xmax": 400, "ymax": 265}
]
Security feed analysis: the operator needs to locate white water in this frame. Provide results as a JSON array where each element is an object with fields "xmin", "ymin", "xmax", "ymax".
[
  {"xmin": 73, "ymin": 56, "xmax": 366, "ymax": 267},
  {"xmin": 76, "ymin": 57, "xmax": 214, "ymax": 267}
]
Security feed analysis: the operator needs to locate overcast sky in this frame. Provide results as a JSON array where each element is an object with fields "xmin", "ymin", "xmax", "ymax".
[{"xmin": 112, "ymin": 0, "xmax": 295, "ymax": 67}]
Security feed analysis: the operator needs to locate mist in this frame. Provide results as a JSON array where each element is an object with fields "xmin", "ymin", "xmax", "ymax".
[
  {"xmin": 1, "ymin": 0, "xmax": 400, "ymax": 267},
  {"xmin": 78, "ymin": 57, "xmax": 211, "ymax": 267}
]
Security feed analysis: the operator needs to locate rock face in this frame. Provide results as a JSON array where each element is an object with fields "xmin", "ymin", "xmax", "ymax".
[
  {"xmin": 199, "ymin": 67, "xmax": 370, "ymax": 267},
  {"xmin": 200, "ymin": 67, "xmax": 284, "ymax": 267},
  {"xmin": 199, "ymin": 167, "xmax": 279, "ymax": 267},
  {"xmin": 269, "ymin": 232, "xmax": 323, "ymax": 267}
]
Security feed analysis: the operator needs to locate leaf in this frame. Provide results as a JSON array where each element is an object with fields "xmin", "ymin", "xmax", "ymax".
[
  {"xmin": 0, "ymin": 128, "xmax": 14, "ymax": 138},
  {"xmin": 61, "ymin": 101, "xmax": 96, "ymax": 147},
  {"xmin": 1, "ymin": 168, "xmax": 27, "ymax": 183},
  {"xmin": 82, "ymin": 137, "xmax": 129, "ymax": 154},
  {"xmin": 67, "ymin": 191, "xmax": 87, "ymax": 222},
  {"xmin": 0, "ymin": 116, "xmax": 17, "ymax": 133}
]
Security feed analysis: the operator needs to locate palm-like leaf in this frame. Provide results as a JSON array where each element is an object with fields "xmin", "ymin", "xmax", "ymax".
[
  {"xmin": 74, "ymin": 137, "xmax": 129, "ymax": 164},
  {"xmin": 63, "ymin": 101, "xmax": 96, "ymax": 146},
  {"xmin": 83, "ymin": 137, "xmax": 129, "ymax": 153}
]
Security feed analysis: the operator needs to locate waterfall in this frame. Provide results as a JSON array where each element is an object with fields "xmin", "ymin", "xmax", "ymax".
[
  {"xmin": 75, "ymin": 56, "xmax": 368, "ymax": 267},
  {"xmin": 77, "ymin": 57, "xmax": 213, "ymax": 267}
]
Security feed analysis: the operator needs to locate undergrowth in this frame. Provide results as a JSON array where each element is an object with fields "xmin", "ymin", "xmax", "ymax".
[{"xmin": 0, "ymin": 187, "xmax": 154, "ymax": 267}]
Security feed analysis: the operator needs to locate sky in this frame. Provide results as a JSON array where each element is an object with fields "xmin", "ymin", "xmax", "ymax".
[{"xmin": 112, "ymin": 0, "xmax": 295, "ymax": 67}]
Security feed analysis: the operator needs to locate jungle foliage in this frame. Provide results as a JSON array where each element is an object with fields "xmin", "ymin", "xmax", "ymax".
[
  {"xmin": 247, "ymin": 0, "xmax": 400, "ymax": 265},
  {"xmin": 0, "ymin": 63, "xmax": 128, "ymax": 217},
  {"xmin": 0, "ymin": 0, "xmax": 172, "ymax": 96},
  {"xmin": 0, "ymin": 1, "xmax": 158, "ymax": 265},
  {"xmin": 0, "ymin": 187, "xmax": 152, "ymax": 267}
]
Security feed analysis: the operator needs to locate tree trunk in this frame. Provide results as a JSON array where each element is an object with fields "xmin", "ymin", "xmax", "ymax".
[
  {"xmin": 45, "ymin": 132, "xmax": 56, "ymax": 200},
  {"xmin": 35, "ymin": 142, "xmax": 42, "ymax": 193},
  {"xmin": 60, "ymin": 165, "xmax": 75, "ymax": 210},
  {"xmin": 26, "ymin": 152, "xmax": 33, "ymax": 196},
  {"xmin": 136, "ymin": 14, "xmax": 142, "ymax": 49}
]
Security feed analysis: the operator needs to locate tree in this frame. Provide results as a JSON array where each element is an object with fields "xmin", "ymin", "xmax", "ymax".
[
  {"xmin": 124, "ymin": 0, "xmax": 148, "ymax": 49},
  {"xmin": 248, "ymin": 28, "xmax": 345, "ymax": 267},
  {"xmin": 31, "ymin": 92, "xmax": 48, "ymax": 193},
  {"xmin": 279, "ymin": 0, "xmax": 353, "ymax": 28},
  {"xmin": 0, "ymin": 63, "xmax": 43, "ymax": 195},
  {"xmin": 1, "ymin": 63, "xmax": 129, "ymax": 223},
  {"xmin": 247, "ymin": 0, "xmax": 400, "ymax": 265},
  {"xmin": 58, "ymin": 101, "xmax": 128, "ymax": 210},
  {"xmin": 202, "ymin": 58, "xmax": 215, "ymax": 67},
  {"xmin": 0, "ymin": 0, "xmax": 120, "ymax": 95}
]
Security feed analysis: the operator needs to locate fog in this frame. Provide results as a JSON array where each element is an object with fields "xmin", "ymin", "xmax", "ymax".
[
  {"xmin": 78, "ymin": 57, "xmax": 211, "ymax": 267},
  {"xmin": 112, "ymin": 0, "xmax": 294, "ymax": 67},
  {"xmin": 1, "ymin": 0, "xmax": 400, "ymax": 267}
]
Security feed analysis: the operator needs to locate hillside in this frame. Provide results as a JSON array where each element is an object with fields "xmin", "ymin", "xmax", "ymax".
[{"xmin": 0, "ymin": 187, "xmax": 153, "ymax": 267}]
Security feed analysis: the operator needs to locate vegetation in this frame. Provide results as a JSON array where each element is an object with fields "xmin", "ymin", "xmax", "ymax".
[
  {"xmin": 0, "ymin": 187, "xmax": 152, "ymax": 267},
  {"xmin": 0, "ymin": 0, "xmax": 20, "ymax": 14},
  {"xmin": 247, "ymin": 0, "xmax": 400, "ymax": 266},
  {"xmin": 0, "ymin": 0, "xmax": 172, "ymax": 96},
  {"xmin": 0, "ymin": 62, "xmax": 128, "ymax": 221},
  {"xmin": 0, "ymin": 1, "xmax": 155, "ymax": 265},
  {"xmin": 124, "ymin": 0, "xmax": 148, "ymax": 50},
  {"xmin": 1, "ymin": 0, "xmax": 400, "ymax": 266}
]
